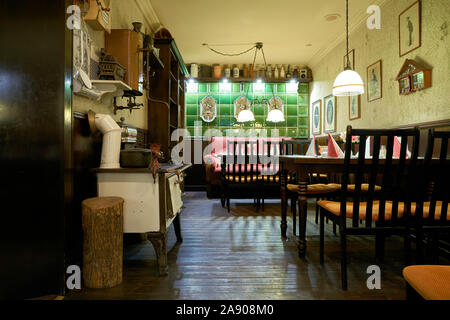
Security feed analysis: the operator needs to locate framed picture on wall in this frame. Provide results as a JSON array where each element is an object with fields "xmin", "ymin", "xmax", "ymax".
[
  {"xmin": 311, "ymin": 99, "xmax": 321, "ymax": 135},
  {"xmin": 343, "ymin": 49, "xmax": 355, "ymax": 70},
  {"xmin": 367, "ymin": 60, "xmax": 382, "ymax": 102},
  {"xmin": 348, "ymin": 95, "xmax": 361, "ymax": 120},
  {"xmin": 399, "ymin": 0, "xmax": 421, "ymax": 57},
  {"xmin": 323, "ymin": 95, "xmax": 336, "ymax": 133}
]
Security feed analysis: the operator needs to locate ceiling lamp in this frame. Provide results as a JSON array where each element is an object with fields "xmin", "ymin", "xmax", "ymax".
[
  {"xmin": 333, "ymin": 0, "xmax": 364, "ymax": 97},
  {"xmin": 237, "ymin": 109, "xmax": 255, "ymax": 123}
]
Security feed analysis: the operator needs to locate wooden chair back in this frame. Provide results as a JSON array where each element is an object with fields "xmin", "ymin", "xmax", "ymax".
[
  {"xmin": 281, "ymin": 139, "xmax": 310, "ymax": 156},
  {"xmin": 418, "ymin": 130, "xmax": 450, "ymax": 224},
  {"xmin": 221, "ymin": 140, "xmax": 259, "ymax": 184},
  {"xmin": 340, "ymin": 125, "xmax": 421, "ymax": 229}
]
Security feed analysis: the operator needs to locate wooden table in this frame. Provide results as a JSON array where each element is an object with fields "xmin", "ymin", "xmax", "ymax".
[{"xmin": 279, "ymin": 156, "xmax": 351, "ymax": 258}]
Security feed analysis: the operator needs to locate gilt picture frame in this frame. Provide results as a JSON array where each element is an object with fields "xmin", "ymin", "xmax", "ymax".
[
  {"xmin": 367, "ymin": 60, "xmax": 382, "ymax": 102},
  {"xmin": 311, "ymin": 99, "xmax": 321, "ymax": 135},
  {"xmin": 323, "ymin": 95, "xmax": 336, "ymax": 133},
  {"xmin": 399, "ymin": 0, "xmax": 421, "ymax": 57},
  {"xmin": 348, "ymin": 95, "xmax": 361, "ymax": 120}
]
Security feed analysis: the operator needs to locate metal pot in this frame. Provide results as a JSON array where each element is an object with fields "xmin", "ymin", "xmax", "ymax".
[{"xmin": 120, "ymin": 148, "xmax": 153, "ymax": 168}]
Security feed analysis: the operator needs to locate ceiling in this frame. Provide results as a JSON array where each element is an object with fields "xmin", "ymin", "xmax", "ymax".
[{"xmin": 149, "ymin": 0, "xmax": 380, "ymax": 66}]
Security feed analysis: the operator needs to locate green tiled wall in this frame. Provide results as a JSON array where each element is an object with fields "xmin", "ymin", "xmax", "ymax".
[{"xmin": 185, "ymin": 82, "xmax": 309, "ymax": 138}]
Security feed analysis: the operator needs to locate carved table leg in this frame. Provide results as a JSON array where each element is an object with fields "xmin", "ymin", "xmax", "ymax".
[
  {"xmin": 173, "ymin": 214, "xmax": 183, "ymax": 243},
  {"xmin": 297, "ymin": 181, "xmax": 308, "ymax": 258},
  {"xmin": 148, "ymin": 234, "xmax": 168, "ymax": 276}
]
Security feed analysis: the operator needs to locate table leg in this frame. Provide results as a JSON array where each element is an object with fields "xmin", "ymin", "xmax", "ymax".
[
  {"xmin": 297, "ymin": 181, "xmax": 308, "ymax": 258},
  {"xmin": 280, "ymin": 185, "xmax": 288, "ymax": 238}
]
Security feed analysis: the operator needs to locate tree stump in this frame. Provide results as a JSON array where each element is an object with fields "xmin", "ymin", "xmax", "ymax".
[{"xmin": 82, "ymin": 197, "xmax": 124, "ymax": 289}]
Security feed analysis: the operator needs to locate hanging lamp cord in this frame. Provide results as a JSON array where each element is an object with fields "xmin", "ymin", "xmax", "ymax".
[
  {"xmin": 204, "ymin": 42, "xmax": 275, "ymax": 110},
  {"xmin": 203, "ymin": 43, "xmax": 257, "ymax": 57},
  {"xmin": 345, "ymin": 0, "xmax": 351, "ymax": 70}
]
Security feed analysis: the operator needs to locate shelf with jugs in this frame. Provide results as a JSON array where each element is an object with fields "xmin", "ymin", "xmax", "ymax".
[{"xmin": 187, "ymin": 63, "xmax": 313, "ymax": 83}]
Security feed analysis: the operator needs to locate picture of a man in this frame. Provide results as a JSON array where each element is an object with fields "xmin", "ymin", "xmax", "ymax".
[
  {"xmin": 371, "ymin": 68, "xmax": 379, "ymax": 96},
  {"xmin": 407, "ymin": 16, "xmax": 414, "ymax": 46}
]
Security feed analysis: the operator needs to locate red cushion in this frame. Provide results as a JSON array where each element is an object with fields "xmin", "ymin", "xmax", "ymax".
[{"xmin": 206, "ymin": 137, "xmax": 291, "ymax": 168}]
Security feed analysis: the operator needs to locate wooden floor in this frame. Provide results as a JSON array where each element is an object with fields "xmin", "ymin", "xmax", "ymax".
[{"xmin": 67, "ymin": 192, "xmax": 410, "ymax": 300}]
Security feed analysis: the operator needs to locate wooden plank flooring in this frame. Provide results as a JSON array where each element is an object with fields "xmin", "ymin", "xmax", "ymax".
[{"xmin": 67, "ymin": 192, "xmax": 409, "ymax": 300}]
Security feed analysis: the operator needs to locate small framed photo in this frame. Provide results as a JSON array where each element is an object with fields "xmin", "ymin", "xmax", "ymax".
[
  {"xmin": 323, "ymin": 95, "xmax": 336, "ymax": 133},
  {"xmin": 348, "ymin": 95, "xmax": 361, "ymax": 120},
  {"xmin": 399, "ymin": 0, "xmax": 421, "ymax": 57},
  {"xmin": 367, "ymin": 60, "xmax": 382, "ymax": 102},
  {"xmin": 343, "ymin": 49, "xmax": 355, "ymax": 70},
  {"xmin": 311, "ymin": 100, "xmax": 321, "ymax": 135}
]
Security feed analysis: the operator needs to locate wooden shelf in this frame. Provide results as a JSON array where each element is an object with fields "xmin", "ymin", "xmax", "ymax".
[
  {"xmin": 190, "ymin": 77, "xmax": 313, "ymax": 83},
  {"xmin": 149, "ymin": 50, "xmax": 164, "ymax": 70},
  {"xmin": 170, "ymin": 71, "xmax": 177, "ymax": 82}
]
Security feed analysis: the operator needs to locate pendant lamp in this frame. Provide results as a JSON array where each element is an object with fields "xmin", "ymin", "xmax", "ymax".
[{"xmin": 333, "ymin": 0, "xmax": 364, "ymax": 97}]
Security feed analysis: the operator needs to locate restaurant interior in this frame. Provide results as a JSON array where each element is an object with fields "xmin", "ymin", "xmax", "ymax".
[{"xmin": 0, "ymin": 0, "xmax": 449, "ymax": 301}]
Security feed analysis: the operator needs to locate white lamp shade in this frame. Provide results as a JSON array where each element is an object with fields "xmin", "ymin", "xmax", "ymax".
[
  {"xmin": 237, "ymin": 109, "xmax": 255, "ymax": 123},
  {"xmin": 333, "ymin": 70, "xmax": 365, "ymax": 96},
  {"xmin": 266, "ymin": 109, "xmax": 285, "ymax": 123}
]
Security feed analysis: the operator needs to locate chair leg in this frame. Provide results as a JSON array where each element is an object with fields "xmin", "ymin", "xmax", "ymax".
[
  {"xmin": 432, "ymin": 230, "xmax": 440, "ymax": 264},
  {"xmin": 415, "ymin": 227, "xmax": 424, "ymax": 264},
  {"xmin": 320, "ymin": 210, "xmax": 325, "ymax": 264},
  {"xmin": 402, "ymin": 229, "xmax": 409, "ymax": 266},
  {"xmin": 261, "ymin": 187, "xmax": 265, "ymax": 212},
  {"xmin": 333, "ymin": 222, "xmax": 337, "ymax": 235},
  {"xmin": 315, "ymin": 198, "xmax": 320, "ymax": 224},
  {"xmin": 340, "ymin": 230, "xmax": 348, "ymax": 290},
  {"xmin": 375, "ymin": 233, "xmax": 385, "ymax": 264},
  {"xmin": 292, "ymin": 197, "xmax": 297, "ymax": 236}
]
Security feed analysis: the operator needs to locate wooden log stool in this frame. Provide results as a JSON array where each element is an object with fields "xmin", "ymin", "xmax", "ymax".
[{"xmin": 82, "ymin": 197, "xmax": 124, "ymax": 289}]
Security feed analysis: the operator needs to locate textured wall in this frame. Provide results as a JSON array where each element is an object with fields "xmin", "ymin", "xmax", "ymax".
[
  {"xmin": 73, "ymin": 0, "xmax": 151, "ymax": 129},
  {"xmin": 310, "ymin": 0, "xmax": 450, "ymax": 137}
]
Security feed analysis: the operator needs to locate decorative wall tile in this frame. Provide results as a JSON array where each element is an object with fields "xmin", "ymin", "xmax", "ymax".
[{"xmin": 185, "ymin": 82, "xmax": 309, "ymax": 138}]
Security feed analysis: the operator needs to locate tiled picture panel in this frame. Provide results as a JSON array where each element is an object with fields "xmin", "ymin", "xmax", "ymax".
[{"xmin": 185, "ymin": 82, "xmax": 309, "ymax": 138}]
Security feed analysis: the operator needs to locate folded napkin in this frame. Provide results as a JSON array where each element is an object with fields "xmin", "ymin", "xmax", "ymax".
[
  {"xmin": 327, "ymin": 134, "xmax": 345, "ymax": 158},
  {"xmin": 365, "ymin": 136, "xmax": 372, "ymax": 159},
  {"xmin": 394, "ymin": 136, "xmax": 411, "ymax": 159},
  {"xmin": 305, "ymin": 136, "xmax": 318, "ymax": 156}
]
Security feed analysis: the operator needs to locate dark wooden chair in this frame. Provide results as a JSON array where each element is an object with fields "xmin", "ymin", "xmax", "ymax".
[
  {"xmin": 221, "ymin": 140, "xmax": 261, "ymax": 213},
  {"xmin": 412, "ymin": 129, "xmax": 450, "ymax": 263},
  {"xmin": 317, "ymin": 125, "xmax": 420, "ymax": 290}
]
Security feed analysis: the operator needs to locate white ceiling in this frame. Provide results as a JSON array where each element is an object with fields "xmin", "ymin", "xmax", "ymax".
[{"xmin": 149, "ymin": 0, "xmax": 381, "ymax": 66}]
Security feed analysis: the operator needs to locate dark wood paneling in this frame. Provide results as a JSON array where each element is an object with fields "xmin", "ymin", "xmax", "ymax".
[{"xmin": 0, "ymin": 0, "xmax": 72, "ymax": 298}]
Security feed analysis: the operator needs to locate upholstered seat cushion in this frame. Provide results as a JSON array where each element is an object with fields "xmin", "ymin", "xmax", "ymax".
[
  {"xmin": 347, "ymin": 184, "xmax": 382, "ymax": 192},
  {"xmin": 287, "ymin": 183, "xmax": 341, "ymax": 195},
  {"xmin": 317, "ymin": 200, "xmax": 450, "ymax": 221},
  {"xmin": 225, "ymin": 175, "xmax": 260, "ymax": 183},
  {"xmin": 227, "ymin": 174, "xmax": 293, "ymax": 183},
  {"xmin": 403, "ymin": 265, "xmax": 450, "ymax": 300}
]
